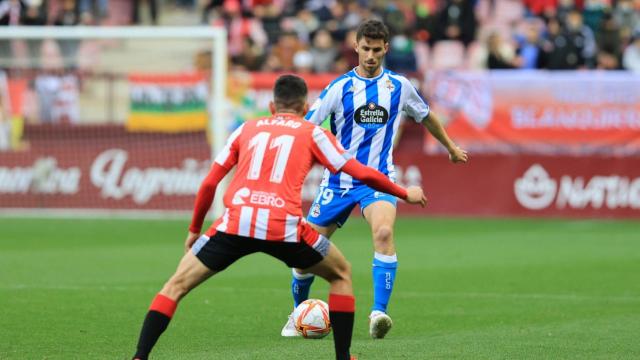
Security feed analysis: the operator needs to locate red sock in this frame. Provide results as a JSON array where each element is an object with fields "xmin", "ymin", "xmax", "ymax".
[
  {"xmin": 329, "ymin": 293, "xmax": 355, "ymax": 313},
  {"xmin": 149, "ymin": 294, "xmax": 177, "ymax": 318}
]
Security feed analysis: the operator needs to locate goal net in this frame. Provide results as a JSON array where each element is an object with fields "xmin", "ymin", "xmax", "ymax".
[{"xmin": 0, "ymin": 26, "xmax": 228, "ymax": 217}]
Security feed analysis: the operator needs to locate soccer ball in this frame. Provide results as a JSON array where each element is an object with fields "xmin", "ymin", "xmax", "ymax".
[{"xmin": 292, "ymin": 299, "xmax": 331, "ymax": 339}]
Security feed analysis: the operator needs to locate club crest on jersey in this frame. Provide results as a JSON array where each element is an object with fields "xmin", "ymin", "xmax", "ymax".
[
  {"xmin": 385, "ymin": 80, "xmax": 395, "ymax": 92},
  {"xmin": 310, "ymin": 203, "xmax": 321, "ymax": 217},
  {"xmin": 354, "ymin": 102, "xmax": 389, "ymax": 129}
]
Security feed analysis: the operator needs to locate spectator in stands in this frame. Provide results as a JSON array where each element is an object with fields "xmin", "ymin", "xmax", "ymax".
[
  {"xmin": 556, "ymin": 0, "xmax": 577, "ymax": 23},
  {"xmin": 306, "ymin": 0, "xmax": 333, "ymax": 22},
  {"xmin": 284, "ymin": 8, "xmax": 319, "ymax": 45},
  {"xmin": 292, "ymin": 48, "xmax": 313, "ymax": 73},
  {"xmin": 622, "ymin": 30, "xmax": 640, "ymax": 72},
  {"xmin": 613, "ymin": 0, "xmax": 639, "ymax": 43},
  {"xmin": 432, "ymin": 0, "xmax": 477, "ymax": 47},
  {"xmin": 132, "ymin": 0, "xmax": 158, "ymax": 25},
  {"xmin": 515, "ymin": 21, "xmax": 545, "ymax": 69},
  {"xmin": 254, "ymin": 2, "xmax": 283, "ymax": 46},
  {"xmin": 264, "ymin": 30, "xmax": 304, "ymax": 72},
  {"xmin": 54, "ymin": 0, "xmax": 80, "ymax": 69},
  {"xmin": 221, "ymin": 2, "xmax": 267, "ymax": 60},
  {"xmin": 200, "ymin": 0, "xmax": 222, "ymax": 24},
  {"xmin": 342, "ymin": 1, "xmax": 364, "ymax": 30},
  {"xmin": 486, "ymin": 31, "xmax": 517, "ymax": 69},
  {"xmin": 596, "ymin": 11, "xmax": 622, "ymax": 67},
  {"xmin": 386, "ymin": 32, "xmax": 418, "ymax": 72},
  {"xmin": 382, "ymin": 1, "xmax": 408, "ymax": 37},
  {"xmin": 565, "ymin": 9, "xmax": 597, "ymax": 67},
  {"xmin": 336, "ymin": 29, "xmax": 359, "ymax": 71},
  {"xmin": 523, "ymin": 0, "xmax": 558, "ymax": 17},
  {"xmin": 0, "ymin": 0, "xmax": 22, "ymax": 62},
  {"xmin": 231, "ymin": 37, "xmax": 266, "ymax": 71},
  {"xmin": 582, "ymin": 0, "xmax": 609, "ymax": 33},
  {"xmin": 78, "ymin": 0, "xmax": 108, "ymax": 22},
  {"xmin": 20, "ymin": 0, "xmax": 47, "ymax": 68},
  {"xmin": 0, "ymin": 87, "xmax": 10, "ymax": 151},
  {"xmin": 414, "ymin": 0, "xmax": 437, "ymax": 43},
  {"xmin": 326, "ymin": 2, "xmax": 354, "ymax": 42},
  {"xmin": 539, "ymin": 17, "xmax": 584, "ymax": 69},
  {"xmin": 310, "ymin": 28, "xmax": 337, "ymax": 73}
]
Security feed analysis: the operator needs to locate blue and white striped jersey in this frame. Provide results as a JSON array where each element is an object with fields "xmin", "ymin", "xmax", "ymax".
[{"xmin": 305, "ymin": 68, "xmax": 430, "ymax": 189}]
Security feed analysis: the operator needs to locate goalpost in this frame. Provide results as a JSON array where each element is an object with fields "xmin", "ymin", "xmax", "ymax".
[{"xmin": 0, "ymin": 26, "xmax": 228, "ymax": 218}]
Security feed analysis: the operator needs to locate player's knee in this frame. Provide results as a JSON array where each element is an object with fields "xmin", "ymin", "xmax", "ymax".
[
  {"xmin": 337, "ymin": 260, "xmax": 352, "ymax": 283},
  {"xmin": 373, "ymin": 225, "xmax": 393, "ymax": 244}
]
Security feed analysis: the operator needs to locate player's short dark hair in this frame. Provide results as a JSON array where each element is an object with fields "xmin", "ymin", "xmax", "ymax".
[
  {"xmin": 356, "ymin": 19, "xmax": 390, "ymax": 43},
  {"xmin": 273, "ymin": 75, "xmax": 308, "ymax": 112}
]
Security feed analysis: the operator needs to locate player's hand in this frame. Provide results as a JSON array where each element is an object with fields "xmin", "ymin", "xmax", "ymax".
[
  {"xmin": 405, "ymin": 186, "xmax": 427, "ymax": 207},
  {"xmin": 185, "ymin": 231, "xmax": 200, "ymax": 253},
  {"xmin": 449, "ymin": 146, "xmax": 468, "ymax": 164}
]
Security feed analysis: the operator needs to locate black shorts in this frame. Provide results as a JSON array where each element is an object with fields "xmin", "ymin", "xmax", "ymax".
[{"xmin": 192, "ymin": 231, "xmax": 331, "ymax": 272}]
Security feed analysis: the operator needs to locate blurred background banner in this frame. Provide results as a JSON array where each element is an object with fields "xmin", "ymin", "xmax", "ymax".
[
  {"xmin": 424, "ymin": 71, "xmax": 640, "ymax": 156},
  {"xmin": 392, "ymin": 153, "xmax": 640, "ymax": 219},
  {"xmin": 0, "ymin": 124, "xmax": 209, "ymax": 210},
  {"xmin": 2, "ymin": 71, "xmax": 639, "ymax": 218},
  {"xmin": 127, "ymin": 72, "xmax": 209, "ymax": 132}
]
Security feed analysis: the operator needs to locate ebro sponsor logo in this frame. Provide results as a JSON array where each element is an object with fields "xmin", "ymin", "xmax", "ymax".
[
  {"xmin": 514, "ymin": 164, "xmax": 640, "ymax": 210},
  {"xmin": 232, "ymin": 187, "xmax": 286, "ymax": 208}
]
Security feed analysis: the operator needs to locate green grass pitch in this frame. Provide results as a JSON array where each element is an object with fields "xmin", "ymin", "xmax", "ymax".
[{"xmin": 1, "ymin": 216, "xmax": 639, "ymax": 359}]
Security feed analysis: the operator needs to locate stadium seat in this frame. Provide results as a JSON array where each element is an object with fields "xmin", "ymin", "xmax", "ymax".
[
  {"xmin": 494, "ymin": 0, "xmax": 525, "ymax": 25},
  {"xmin": 465, "ymin": 41, "xmax": 487, "ymax": 70},
  {"xmin": 41, "ymin": 39, "xmax": 64, "ymax": 70},
  {"xmin": 430, "ymin": 40, "xmax": 466, "ymax": 70},
  {"xmin": 414, "ymin": 41, "xmax": 431, "ymax": 74}
]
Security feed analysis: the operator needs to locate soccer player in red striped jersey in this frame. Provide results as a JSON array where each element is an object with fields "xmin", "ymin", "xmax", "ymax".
[{"xmin": 131, "ymin": 75, "xmax": 427, "ymax": 360}]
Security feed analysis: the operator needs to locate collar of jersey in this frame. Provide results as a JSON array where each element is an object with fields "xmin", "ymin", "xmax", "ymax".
[
  {"xmin": 273, "ymin": 113, "xmax": 302, "ymax": 120},
  {"xmin": 351, "ymin": 67, "xmax": 386, "ymax": 82}
]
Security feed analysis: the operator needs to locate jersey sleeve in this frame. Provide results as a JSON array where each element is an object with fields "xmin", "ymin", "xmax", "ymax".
[
  {"xmin": 304, "ymin": 77, "xmax": 346, "ymax": 125},
  {"xmin": 403, "ymin": 78, "xmax": 430, "ymax": 123},
  {"xmin": 213, "ymin": 123, "xmax": 244, "ymax": 169},
  {"xmin": 341, "ymin": 159, "xmax": 408, "ymax": 200},
  {"xmin": 188, "ymin": 163, "xmax": 231, "ymax": 233},
  {"xmin": 310, "ymin": 126, "xmax": 351, "ymax": 173}
]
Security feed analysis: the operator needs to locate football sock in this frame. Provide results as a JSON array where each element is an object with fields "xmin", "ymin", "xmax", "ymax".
[
  {"xmin": 329, "ymin": 293, "xmax": 355, "ymax": 360},
  {"xmin": 133, "ymin": 294, "xmax": 177, "ymax": 360},
  {"xmin": 372, "ymin": 252, "xmax": 398, "ymax": 313},
  {"xmin": 291, "ymin": 269, "xmax": 315, "ymax": 308}
]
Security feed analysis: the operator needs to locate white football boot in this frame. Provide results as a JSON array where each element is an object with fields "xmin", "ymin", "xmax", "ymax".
[
  {"xmin": 369, "ymin": 310, "xmax": 393, "ymax": 339},
  {"xmin": 281, "ymin": 313, "xmax": 299, "ymax": 337}
]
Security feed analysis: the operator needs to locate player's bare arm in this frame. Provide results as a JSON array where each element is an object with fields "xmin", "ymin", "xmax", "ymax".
[{"xmin": 422, "ymin": 111, "xmax": 469, "ymax": 163}]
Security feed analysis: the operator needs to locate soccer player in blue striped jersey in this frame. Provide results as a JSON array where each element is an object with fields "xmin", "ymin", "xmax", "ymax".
[{"xmin": 282, "ymin": 19, "xmax": 468, "ymax": 339}]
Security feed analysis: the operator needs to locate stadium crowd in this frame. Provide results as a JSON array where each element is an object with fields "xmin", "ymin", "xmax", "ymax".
[{"xmin": 1, "ymin": 0, "xmax": 639, "ymax": 72}]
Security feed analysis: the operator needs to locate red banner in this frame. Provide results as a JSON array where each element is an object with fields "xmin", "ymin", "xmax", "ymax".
[
  {"xmin": 2, "ymin": 124, "xmax": 638, "ymax": 218},
  {"xmin": 392, "ymin": 152, "xmax": 640, "ymax": 219},
  {"xmin": 424, "ymin": 71, "xmax": 640, "ymax": 155},
  {"xmin": 0, "ymin": 125, "xmax": 209, "ymax": 210}
]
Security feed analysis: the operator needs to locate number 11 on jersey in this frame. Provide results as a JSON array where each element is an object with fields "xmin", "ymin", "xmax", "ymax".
[{"xmin": 247, "ymin": 132, "xmax": 294, "ymax": 183}]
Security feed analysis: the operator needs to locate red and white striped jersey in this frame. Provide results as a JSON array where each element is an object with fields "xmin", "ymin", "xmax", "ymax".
[{"xmin": 198, "ymin": 113, "xmax": 349, "ymax": 244}]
